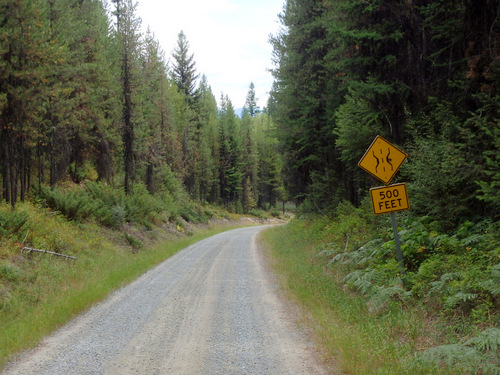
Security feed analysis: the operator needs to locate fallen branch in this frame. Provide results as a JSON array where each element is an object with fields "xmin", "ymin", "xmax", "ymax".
[{"xmin": 22, "ymin": 247, "xmax": 77, "ymax": 260}]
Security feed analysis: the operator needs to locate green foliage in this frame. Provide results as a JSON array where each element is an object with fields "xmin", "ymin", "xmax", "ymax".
[
  {"xmin": 38, "ymin": 182, "xmax": 179, "ymax": 228},
  {"xmin": 170, "ymin": 30, "xmax": 199, "ymax": 101},
  {"xmin": 414, "ymin": 328, "xmax": 500, "ymax": 374},
  {"xmin": 0, "ymin": 263, "xmax": 23, "ymax": 282},
  {"xmin": 335, "ymin": 89, "xmax": 385, "ymax": 169},
  {"xmin": 402, "ymin": 101, "xmax": 487, "ymax": 227},
  {"xmin": 124, "ymin": 233, "xmax": 142, "ymax": 250},
  {"xmin": 178, "ymin": 202, "xmax": 213, "ymax": 224},
  {"xmin": 394, "ymin": 218, "xmax": 499, "ymax": 322},
  {"xmin": 248, "ymin": 208, "xmax": 269, "ymax": 219},
  {"xmin": 470, "ymin": 95, "xmax": 500, "ymax": 213},
  {"xmin": 40, "ymin": 185, "xmax": 99, "ymax": 222},
  {"xmin": 0, "ymin": 210, "xmax": 28, "ymax": 238},
  {"xmin": 319, "ymin": 202, "xmax": 499, "ymax": 328}
]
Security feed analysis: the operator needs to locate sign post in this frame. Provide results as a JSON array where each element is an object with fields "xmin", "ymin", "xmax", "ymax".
[
  {"xmin": 358, "ymin": 136, "xmax": 409, "ymax": 276},
  {"xmin": 390, "ymin": 212, "xmax": 405, "ymax": 276}
]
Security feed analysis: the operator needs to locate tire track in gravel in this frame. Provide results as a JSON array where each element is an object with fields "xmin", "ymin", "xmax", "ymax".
[{"xmin": 2, "ymin": 226, "xmax": 332, "ymax": 375}]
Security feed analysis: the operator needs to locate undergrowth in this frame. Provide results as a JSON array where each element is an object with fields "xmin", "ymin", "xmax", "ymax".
[
  {"xmin": 38, "ymin": 181, "xmax": 214, "ymax": 228},
  {"xmin": 262, "ymin": 198, "xmax": 499, "ymax": 374}
]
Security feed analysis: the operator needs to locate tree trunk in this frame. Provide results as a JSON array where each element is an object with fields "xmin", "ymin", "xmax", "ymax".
[
  {"xmin": 146, "ymin": 162, "xmax": 154, "ymax": 195},
  {"xmin": 123, "ymin": 49, "xmax": 134, "ymax": 194}
]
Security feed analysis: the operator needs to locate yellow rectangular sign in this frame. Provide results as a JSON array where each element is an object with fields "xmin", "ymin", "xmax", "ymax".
[{"xmin": 370, "ymin": 183, "xmax": 410, "ymax": 215}]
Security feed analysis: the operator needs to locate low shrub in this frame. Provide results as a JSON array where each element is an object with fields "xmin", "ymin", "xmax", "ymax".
[
  {"xmin": 38, "ymin": 182, "xmax": 180, "ymax": 228},
  {"xmin": 0, "ymin": 209, "xmax": 28, "ymax": 239}
]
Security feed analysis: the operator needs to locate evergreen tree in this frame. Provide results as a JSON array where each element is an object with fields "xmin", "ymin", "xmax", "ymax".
[
  {"xmin": 46, "ymin": 0, "xmax": 118, "ymax": 186},
  {"xmin": 270, "ymin": 0, "xmax": 343, "ymax": 210},
  {"xmin": 240, "ymin": 112, "xmax": 258, "ymax": 211},
  {"xmin": 244, "ymin": 82, "xmax": 260, "ymax": 117},
  {"xmin": 196, "ymin": 76, "xmax": 218, "ymax": 202},
  {"xmin": 218, "ymin": 95, "xmax": 243, "ymax": 208},
  {"xmin": 171, "ymin": 30, "xmax": 199, "ymax": 103},
  {"xmin": 112, "ymin": 0, "xmax": 142, "ymax": 194},
  {"xmin": 138, "ymin": 29, "xmax": 168, "ymax": 194},
  {"xmin": 253, "ymin": 113, "xmax": 284, "ymax": 209},
  {"xmin": 170, "ymin": 31, "xmax": 204, "ymax": 198},
  {"xmin": 0, "ymin": 0, "xmax": 60, "ymax": 206}
]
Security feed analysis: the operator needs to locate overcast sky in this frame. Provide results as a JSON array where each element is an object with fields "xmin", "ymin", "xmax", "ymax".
[{"xmin": 135, "ymin": 0, "xmax": 284, "ymax": 109}]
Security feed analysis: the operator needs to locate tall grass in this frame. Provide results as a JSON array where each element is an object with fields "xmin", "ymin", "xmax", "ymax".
[{"xmin": 260, "ymin": 219, "xmax": 455, "ymax": 375}]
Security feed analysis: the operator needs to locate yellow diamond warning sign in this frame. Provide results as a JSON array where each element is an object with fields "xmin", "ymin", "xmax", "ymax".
[
  {"xmin": 358, "ymin": 135, "xmax": 407, "ymax": 185},
  {"xmin": 370, "ymin": 183, "xmax": 410, "ymax": 215}
]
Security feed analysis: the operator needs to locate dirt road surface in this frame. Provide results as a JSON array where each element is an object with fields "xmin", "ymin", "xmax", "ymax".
[{"xmin": 2, "ymin": 226, "xmax": 332, "ymax": 375}]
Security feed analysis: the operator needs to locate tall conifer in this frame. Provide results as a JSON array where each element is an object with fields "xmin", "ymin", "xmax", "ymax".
[
  {"xmin": 171, "ymin": 31, "xmax": 199, "ymax": 103},
  {"xmin": 112, "ymin": 0, "xmax": 142, "ymax": 194}
]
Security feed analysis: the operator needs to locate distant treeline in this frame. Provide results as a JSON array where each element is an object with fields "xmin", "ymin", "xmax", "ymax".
[{"xmin": 0, "ymin": 0, "xmax": 284, "ymax": 212}]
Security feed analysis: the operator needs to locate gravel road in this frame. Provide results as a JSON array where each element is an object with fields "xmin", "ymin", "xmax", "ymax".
[{"xmin": 2, "ymin": 225, "xmax": 331, "ymax": 375}]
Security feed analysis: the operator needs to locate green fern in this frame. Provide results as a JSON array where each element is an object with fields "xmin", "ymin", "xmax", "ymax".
[
  {"xmin": 465, "ymin": 328, "xmax": 500, "ymax": 353},
  {"xmin": 419, "ymin": 343, "xmax": 482, "ymax": 368},
  {"xmin": 327, "ymin": 239, "xmax": 385, "ymax": 267},
  {"xmin": 343, "ymin": 269, "xmax": 378, "ymax": 295},
  {"xmin": 444, "ymin": 291, "xmax": 479, "ymax": 310},
  {"xmin": 428, "ymin": 272, "xmax": 461, "ymax": 296},
  {"xmin": 367, "ymin": 281, "xmax": 411, "ymax": 313},
  {"xmin": 415, "ymin": 328, "xmax": 500, "ymax": 374},
  {"xmin": 479, "ymin": 264, "xmax": 500, "ymax": 296}
]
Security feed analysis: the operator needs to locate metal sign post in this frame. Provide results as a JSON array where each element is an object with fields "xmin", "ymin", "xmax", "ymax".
[
  {"xmin": 390, "ymin": 212, "xmax": 405, "ymax": 276},
  {"xmin": 358, "ymin": 135, "xmax": 409, "ymax": 277}
]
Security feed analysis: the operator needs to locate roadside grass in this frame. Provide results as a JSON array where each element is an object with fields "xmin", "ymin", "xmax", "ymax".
[
  {"xmin": 260, "ymin": 218, "xmax": 456, "ymax": 375},
  {"xmin": 0, "ymin": 202, "xmax": 248, "ymax": 369}
]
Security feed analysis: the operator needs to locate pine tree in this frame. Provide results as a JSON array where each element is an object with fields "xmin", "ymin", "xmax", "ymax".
[
  {"xmin": 43, "ymin": 0, "xmax": 118, "ymax": 186},
  {"xmin": 218, "ymin": 95, "xmax": 243, "ymax": 208},
  {"xmin": 270, "ymin": 0, "xmax": 342, "ymax": 210},
  {"xmin": 196, "ymin": 76, "xmax": 218, "ymax": 202},
  {"xmin": 244, "ymin": 82, "xmax": 260, "ymax": 117},
  {"xmin": 138, "ymin": 29, "xmax": 168, "ymax": 194},
  {"xmin": 112, "ymin": 0, "xmax": 142, "ymax": 194},
  {"xmin": 240, "ymin": 112, "xmax": 258, "ymax": 212},
  {"xmin": 171, "ymin": 30, "xmax": 199, "ymax": 103},
  {"xmin": 253, "ymin": 113, "xmax": 284, "ymax": 209},
  {"xmin": 0, "ymin": 0, "xmax": 60, "ymax": 206}
]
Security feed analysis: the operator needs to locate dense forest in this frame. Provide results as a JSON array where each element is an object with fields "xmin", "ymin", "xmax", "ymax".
[
  {"xmin": 2, "ymin": 0, "xmax": 498, "ymax": 224},
  {"xmin": 0, "ymin": 0, "xmax": 284, "ymax": 213},
  {"xmin": 270, "ymin": 0, "xmax": 500, "ymax": 227}
]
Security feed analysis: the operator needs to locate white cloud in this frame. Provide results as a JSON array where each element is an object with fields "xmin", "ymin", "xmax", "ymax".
[{"xmin": 136, "ymin": 0, "xmax": 283, "ymax": 108}]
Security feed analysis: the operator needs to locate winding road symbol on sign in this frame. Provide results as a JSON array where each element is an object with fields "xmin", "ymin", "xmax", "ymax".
[
  {"xmin": 373, "ymin": 148, "xmax": 392, "ymax": 174},
  {"xmin": 358, "ymin": 135, "xmax": 407, "ymax": 185}
]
